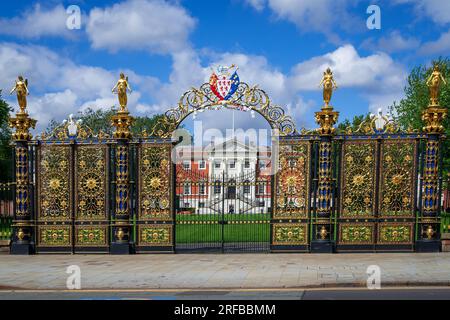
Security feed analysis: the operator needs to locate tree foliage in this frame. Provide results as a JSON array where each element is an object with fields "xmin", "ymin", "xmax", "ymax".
[
  {"xmin": 46, "ymin": 107, "xmax": 166, "ymax": 136},
  {"xmin": 336, "ymin": 113, "xmax": 372, "ymax": 134},
  {"xmin": 389, "ymin": 57, "xmax": 450, "ymax": 173},
  {"xmin": 0, "ymin": 91, "xmax": 13, "ymax": 181}
]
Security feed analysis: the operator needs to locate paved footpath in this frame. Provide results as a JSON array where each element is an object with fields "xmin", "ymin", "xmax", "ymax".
[{"xmin": 0, "ymin": 253, "xmax": 449, "ymax": 290}]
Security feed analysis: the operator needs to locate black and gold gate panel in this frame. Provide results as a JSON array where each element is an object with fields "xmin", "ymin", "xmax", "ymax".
[
  {"xmin": 377, "ymin": 139, "xmax": 416, "ymax": 250},
  {"xmin": 272, "ymin": 140, "xmax": 311, "ymax": 251},
  {"xmin": 36, "ymin": 144, "xmax": 73, "ymax": 252},
  {"xmin": 74, "ymin": 144, "xmax": 109, "ymax": 252},
  {"xmin": 136, "ymin": 142, "xmax": 173, "ymax": 252},
  {"xmin": 337, "ymin": 138, "xmax": 417, "ymax": 251},
  {"xmin": 338, "ymin": 140, "xmax": 377, "ymax": 250}
]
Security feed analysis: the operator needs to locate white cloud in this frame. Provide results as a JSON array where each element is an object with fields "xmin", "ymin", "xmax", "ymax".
[
  {"xmin": 27, "ymin": 90, "xmax": 78, "ymax": 127},
  {"xmin": 289, "ymin": 45, "xmax": 406, "ymax": 112},
  {"xmin": 0, "ymin": 42, "xmax": 160, "ymax": 131},
  {"xmin": 253, "ymin": 0, "xmax": 362, "ymax": 42},
  {"xmin": 0, "ymin": 4, "xmax": 72, "ymax": 39},
  {"xmin": 394, "ymin": 0, "xmax": 450, "ymax": 25},
  {"xmin": 419, "ymin": 29, "xmax": 450, "ymax": 56},
  {"xmin": 361, "ymin": 31, "xmax": 420, "ymax": 53},
  {"xmin": 245, "ymin": 0, "xmax": 266, "ymax": 11},
  {"xmin": 86, "ymin": 0, "xmax": 196, "ymax": 54}
]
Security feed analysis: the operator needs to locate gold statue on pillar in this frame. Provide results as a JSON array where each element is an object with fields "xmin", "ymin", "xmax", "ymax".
[
  {"xmin": 426, "ymin": 64, "xmax": 447, "ymax": 106},
  {"xmin": 112, "ymin": 73, "xmax": 132, "ymax": 112},
  {"xmin": 319, "ymin": 67, "xmax": 338, "ymax": 108},
  {"xmin": 10, "ymin": 76, "xmax": 29, "ymax": 114}
]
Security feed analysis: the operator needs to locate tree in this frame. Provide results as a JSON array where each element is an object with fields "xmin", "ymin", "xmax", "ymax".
[
  {"xmin": 389, "ymin": 57, "xmax": 450, "ymax": 174},
  {"xmin": 336, "ymin": 113, "xmax": 372, "ymax": 134},
  {"xmin": 0, "ymin": 91, "xmax": 13, "ymax": 181},
  {"xmin": 45, "ymin": 107, "xmax": 166, "ymax": 136}
]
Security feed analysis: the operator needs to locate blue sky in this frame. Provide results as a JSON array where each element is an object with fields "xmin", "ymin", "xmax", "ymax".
[{"xmin": 0, "ymin": 0, "xmax": 449, "ymax": 133}]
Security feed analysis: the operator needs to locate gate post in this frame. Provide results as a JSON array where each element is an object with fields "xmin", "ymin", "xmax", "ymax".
[
  {"xmin": 9, "ymin": 107, "xmax": 37, "ymax": 254},
  {"xmin": 417, "ymin": 68, "xmax": 447, "ymax": 251},
  {"xmin": 110, "ymin": 108, "xmax": 134, "ymax": 254},
  {"xmin": 312, "ymin": 80, "xmax": 339, "ymax": 253}
]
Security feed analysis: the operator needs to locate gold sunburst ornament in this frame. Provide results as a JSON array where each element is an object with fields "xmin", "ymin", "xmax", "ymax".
[
  {"xmin": 352, "ymin": 174, "xmax": 364, "ymax": 186},
  {"xmin": 391, "ymin": 174, "xmax": 402, "ymax": 186},
  {"xmin": 49, "ymin": 178, "xmax": 61, "ymax": 190},
  {"xmin": 286, "ymin": 176, "xmax": 297, "ymax": 187},
  {"xmin": 84, "ymin": 178, "xmax": 98, "ymax": 190},
  {"xmin": 150, "ymin": 177, "xmax": 162, "ymax": 189}
]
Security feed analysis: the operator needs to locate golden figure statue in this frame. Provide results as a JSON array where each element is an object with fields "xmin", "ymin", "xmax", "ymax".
[
  {"xmin": 319, "ymin": 68, "xmax": 338, "ymax": 108},
  {"xmin": 426, "ymin": 64, "xmax": 447, "ymax": 106},
  {"xmin": 10, "ymin": 76, "xmax": 29, "ymax": 114},
  {"xmin": 112, "ymin": 73, "xmax": 132, "ymax": 111}
]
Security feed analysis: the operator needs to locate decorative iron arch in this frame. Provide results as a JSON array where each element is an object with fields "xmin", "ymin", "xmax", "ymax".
[{"xmin": 150, "ymin": 81, "xmax": 298, "ymax": 137}]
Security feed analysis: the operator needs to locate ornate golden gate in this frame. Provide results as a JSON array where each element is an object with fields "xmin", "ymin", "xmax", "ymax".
[{"xmin": 7, "ymin": 65, "xmax": 446, "ymax": 254}]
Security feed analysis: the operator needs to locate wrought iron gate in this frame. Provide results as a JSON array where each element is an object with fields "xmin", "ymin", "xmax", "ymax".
[
  {"xmin": 175, "ymin": 167, "xmax": 271, "ymax": 252},
  {"xmin": 7, "ymin": 66, "xmax": 447, "ymax": 254}
]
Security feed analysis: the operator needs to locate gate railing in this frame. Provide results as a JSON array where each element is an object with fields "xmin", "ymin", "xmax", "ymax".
[
  {"xmin": 0, "ymin": 182, "xmax": 14, "ymax": 243},
  {"xmin": 7, "ymin": 67, "xmax": 447, "ymax": 254}
]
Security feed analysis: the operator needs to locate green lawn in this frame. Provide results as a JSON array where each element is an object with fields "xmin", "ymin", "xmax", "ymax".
[{"xmin": 175, "ymin": 213, "xmax": 270, "ymax": 243}]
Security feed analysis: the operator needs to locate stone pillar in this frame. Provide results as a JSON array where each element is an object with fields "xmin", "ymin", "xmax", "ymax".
[
  {"xmin": 110, "ymin": 110, "xmax": 134, "ymax": 254},
  {"xmin": 9, "ymin": 111, "xmax": 37, "ymax": 254},
  {"xmin": 417, "ymin": 106, "xmax": 447, "ymax": 252},
  {"xmin": 312, "ymin": 106, "xmax": 339, "ymax": 253}
]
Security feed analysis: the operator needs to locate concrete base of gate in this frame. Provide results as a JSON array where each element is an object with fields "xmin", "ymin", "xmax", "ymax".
[
  {"xmin": 310, "ymin": 240, "xmax": 334, "ymax": 253},
  {"xmin": 10, "ymin": 242, "xmax": 33, "ymax": 255},
  {"xmin": 415, "ymin": 240, "xmax": 441, "ymax": 252},
  {"xmin": 110, "ymin": 242, "xmax": 131, "ymax": 255}
]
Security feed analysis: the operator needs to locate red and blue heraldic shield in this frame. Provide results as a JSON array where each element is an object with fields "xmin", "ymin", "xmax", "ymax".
[{"xmin": 209, "ymin": 68, "xmax": 240, "ymax": 101}]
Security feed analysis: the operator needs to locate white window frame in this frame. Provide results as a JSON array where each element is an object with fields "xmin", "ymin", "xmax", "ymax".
[
  {"xmin": 243, "ymin": 180, "xmax": 251, "ymax": 194},
  {"xmin": 183, "ymin": 161, "xmax": 191, "ymax": 170},
  {"xmin": 199, "ymin": 183, "xmax": 206, "ymax": 195},
  {"xmin": 214, "ymin": 181, "xmax": 221, "ymax": 194},
  {"xmin": 183, "ymin": 184, "xmax": 191, "ymax": 195},
  {"xmin": 198, "ymin": 160, "xmax": 206, "ymax": 170},
  {"xmin": 258, "ymin": 183, "xmax": 265, "ymax": 195}
]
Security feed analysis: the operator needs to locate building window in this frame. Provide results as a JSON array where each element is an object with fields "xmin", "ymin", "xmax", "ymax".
[
  {"xmin": 258, "ymin": 183, "xmax": 265, "ymax": 195},
  {"xmin": 183, "ymin": 184, "xmax": 191, "ymax": 195},
  {"xmin": 214, "ymin": 180, "xmax": 221, "ymax": 194},
  {"xmin": 258, "ymin": 200, "xmax": 265, "ymax": 207},
  {"xmin": 199, "ymin": 202, "xmax": 205, "ymax": 208},
  {"xmin": 199, "ymin": 183, "xmax": 206, "ymax": 195},
  {"xmin": 229, "ymin": 160, "xmax": 236, "ymax": 169},
  {"xmin": 199, "ymin": 160, "xmax": 206, "ymax": 169},
  {"xmin": 183, "ymin": 161, "xmax": 191, "ymax": 170},
  {"xmin": 183, "ymin": 202, "xmax": 190, "ymax": 208},
  {"xmin": 243, "ymin": 180, "xmax": 251, "ymax": 194},
  {"xmin": 244, "ymin": 160, "xmax": 250, "ymax": 168},
  {"xmin": 214, "ymin": 161, "xmax": 221, "ymax": 169}
]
